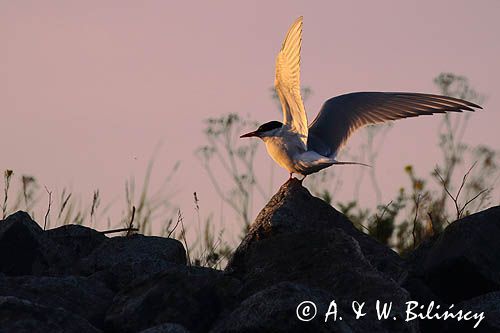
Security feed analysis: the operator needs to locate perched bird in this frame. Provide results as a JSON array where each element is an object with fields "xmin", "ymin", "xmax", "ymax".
[{"xmin": 240, "ymin": 16, "xmax": 481, "ymax": 181}]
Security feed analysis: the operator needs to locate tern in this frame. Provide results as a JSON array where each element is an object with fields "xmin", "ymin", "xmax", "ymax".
[{"xmin": 240, "ymin": 17, "xmax": 481, "ymax": 181}]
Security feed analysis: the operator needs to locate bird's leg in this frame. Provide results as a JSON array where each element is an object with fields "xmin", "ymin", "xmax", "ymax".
[{"xmin": 289, "ymin": 173, "xmax": 293, "ymax": 180}]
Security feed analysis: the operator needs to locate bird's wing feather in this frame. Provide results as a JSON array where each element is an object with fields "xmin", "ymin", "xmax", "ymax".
[
  {"xmin": 308, "ymin": 92, "xmax": 482, "ymax": 155},
  {"xmin": 275, "ymin": 16, "xmax": 308, "ymax": 149}
]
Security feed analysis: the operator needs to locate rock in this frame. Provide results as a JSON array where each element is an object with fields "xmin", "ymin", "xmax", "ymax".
[
  {"xmin": 78, "ymin": 234, "xmax": 186, "ymax": 273},
  {"xmin": 105, "ymin": 265, "xmax": 241, "ymax": 333},
  {"xmin": 454, "ymin": 292, "xmax": 500, "ymax": 332},
  {"xmin": 0, "ymin": 211, "xmax": 67, "ymax": 276},
  {"xmin": 45, "ymin": 224, "xmax": 107, "ymax": 262},
  {"xmin": 401, "ymin": 276, "xmax": 449, "ymax": 333},
  {"xmin": 211, "ymin": 281, "xmax": 377, "ymax": 333},
  {"xmin": 224, "ymin": 179, "xmax": 415, "ymax": 332},
  {"xmin": 227, "ymin": 228, "xmax": 414, "ymax": 332},
  {"xmin": 407, "ymin": 206, "xmax": 500, "ymax": 303},
  {"xmin": 77, "ymin": 234, "xmax": 187, "ymax": 291},
  {"xmin": 227, "ymin": 179, "xmax": 406, "ymax": 284},
  {"xmin": 139, "ymin": 323, "xmax": 191, "ymax": 333},
  {"xmin": 0, "ymin": 296, "xmax": 100, "ymax": 333},
  {"xmin": 0, "ymin": 275, "xmax": 113, "ymax": 328},
  {"xmin": 1, "ymin": 188, "xmax": 498, "ymax": 333}
]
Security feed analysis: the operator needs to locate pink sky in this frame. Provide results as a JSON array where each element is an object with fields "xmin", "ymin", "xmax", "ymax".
[{"xmin": 2, "ymin": 1, "xmax": 499, "ymax": 238}]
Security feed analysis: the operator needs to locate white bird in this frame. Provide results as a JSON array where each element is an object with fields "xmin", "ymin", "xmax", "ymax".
[{"xmin": 240, "ymin": 17, "xmax": 482, "ymax": 182}]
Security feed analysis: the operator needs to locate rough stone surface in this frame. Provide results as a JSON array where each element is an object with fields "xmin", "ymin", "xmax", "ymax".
[
  {"xmin": 0, "ymin": 295, "xmax": 100, "ymax": 333},
  {"xmin": 139, "ymin": 323, "xmax": 191, "ymax": 333},
  {"xmin": 0, "ymin": 275, "xmax": 113, "ymax": 328},
  {"xmin": 46, "ymin": 224, "xmax": 107, "ymax": 263},
  {"xmin": 227, "ymin": 179, "xmax": 406, "ymax": 284},
  {"xmin": 0, "ymin": 211, "xmax": 67, "ymax": 276},
  {"xmin": 227, "ymin": 228, "xmax": 413, "ymax": 329},
  {"xmin": 0, "ymin": 180, "xmax": 499, "ymax": 332},
  {"xmin": 455, "ymin": 292, "xmax": 500, "ymax": 332},
  {"xmin": 225, "ymin": 179, "xmax": 415, "ymax": 332},
  {"xmin": 400, "ymin": 276, "xmax": 449, "ymax": 333},
  {"xmin": 105, "ymin": 265, "xmax": 241, "ymax": 333},
  {"xmin": 406, "ymin": 206, "xmax": 500, "ymax": 303},
  {"xmin": 211, "ymin": 282, "xmax": 379, "ymax": 333},
  {"xmin": 77, "ymin": 234, "xmax": 187, "ymax": 291}
]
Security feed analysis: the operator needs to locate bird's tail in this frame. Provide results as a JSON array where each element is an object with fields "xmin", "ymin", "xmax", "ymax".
[{"xmin": 332, "ymin": 160, "xmax": 372, "ymax": 167}]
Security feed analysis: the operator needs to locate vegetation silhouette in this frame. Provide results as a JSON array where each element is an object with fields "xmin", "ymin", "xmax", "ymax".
[{"xmin": 1, "ymin": 73, "xmax": 498, "ymax": 266}]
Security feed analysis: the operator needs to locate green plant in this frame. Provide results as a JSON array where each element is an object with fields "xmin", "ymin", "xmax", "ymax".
[
  {"xmin": 329, "ymin": 73, "xmax": 497, "ymax": 254},
  {"xmin": 197, "ymin": 113, "xmax": 264, "ymax": 229}
]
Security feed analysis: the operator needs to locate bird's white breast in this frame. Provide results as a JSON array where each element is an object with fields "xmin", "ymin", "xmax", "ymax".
[
  {"xmin": 262, "ymin": 131, "xmax": 305, "ymax": 173},
  {"xmin": 261, "ymin": 128, "xmax": 337, "ymax": 175}
]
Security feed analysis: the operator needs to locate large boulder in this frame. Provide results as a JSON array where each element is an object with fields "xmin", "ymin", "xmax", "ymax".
[
  {"xmin": 227, "ymin": 179, "xmax": 406, "ymax": 283},
  {"xmin": 0, "ymin": 295, "xmax": 100, "ymax": 333},
  {"xmin": 139, "ymin": 323, "xmax": 191, "ymax": 333},
  {"xmin": 0, "ymin": 275, "xmax": 113, "ymax": 328},
  {"xmin": 105, "ymin": 265, "xmax": 241, "ymax": 333},
  {"xmin": 454, "ymin": 291, "xmax": 500, "ymax": 332},
  {"xmin": 406, "ymin": 206, "xmax": 500, "ymax": 303},
  {"xmin": 1, "ymin": 188, "xmax": 498, "ymax": 333},
  {"xmin": 224, "ymin": 179, "xmax": 415, "ymax": 332},
  {"xmin": 0, "ymin": 211, "xmax": 67, "ymax": 276},
  {"xmin": 77, "ymin": 234, "xmax": 187, "ymax": 291},
  {"xmin": 46, "ymin": 224, "xmax": 108, "ymax": 263},
  {"xmin": 211, "ymin": 282, "xmax": 379, "ymax": 333}
]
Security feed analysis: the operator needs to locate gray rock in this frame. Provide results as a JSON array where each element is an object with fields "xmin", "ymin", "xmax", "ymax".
[
  {"xmin": 0, "ymin": 211, "xmax": 67, "ymax": 276},
  {"xmin": 0, "ymin": 275, "xmax": 113, "ymax": 328},
  {"xmin": 224, "ymin": 179, "xmax": 415, "ymax": 332},
  {"xmin": 139, "ymin": 323, "xmax": 191, "ymax": 333},
  {"xmin": 227, "ymin": 228, "xmax": 415, "ymax": 332},
  {"xmin": 77, "ymin": 234, "xmax": 187, "ymax": 291},
  {"xmin": 407, "ymin": 206, "xmax": 500, "ymax": 303},
  {"xmin": 211, "ymin": 282, "xmax": 371, "ymax": 333},
  {"xmin": 227, "ymin": 179, "xmax": 406, "ymax": 284},
  {"xmin": 105, "ymin": 265, "xmax": 241, "ymax": 333},
  {"xmin": 45, "ymin": 224, "xmax": 107, "ymax": 262},
  {"xmin": 454, "ymin": 292, "xmax": 500, "ymax": 332},
  {"xmin": 0, "ymin": 295, "xmax": 100, "ymax": 333},
  {"xmin": 401, "ymin": 276, "xmax": 449, "ymax": 333}
]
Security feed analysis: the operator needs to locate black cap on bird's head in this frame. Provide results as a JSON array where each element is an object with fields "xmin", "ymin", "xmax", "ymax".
[{"xmin": 240, "ymin": 121, "xmax": 283, "ymax": 138}]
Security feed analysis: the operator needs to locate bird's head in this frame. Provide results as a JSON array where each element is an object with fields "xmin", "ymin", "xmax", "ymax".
[{"xmin": 240, "ymin": 121, "xmax": 283, "ymax": 139}]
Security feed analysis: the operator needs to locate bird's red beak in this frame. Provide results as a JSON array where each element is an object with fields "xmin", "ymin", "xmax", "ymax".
[{"xmin": 240, "ymin": 131, "xmax": 258, "ymax": 138}]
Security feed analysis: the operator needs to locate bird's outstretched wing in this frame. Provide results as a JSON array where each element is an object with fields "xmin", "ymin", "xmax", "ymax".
[
  {"xmin": 275, "ymin": 16, "xmax": 308, "ymax": 149},
  {"xmin": 308, "ymin": 92, "xmax": 482, "ymax": 155}
]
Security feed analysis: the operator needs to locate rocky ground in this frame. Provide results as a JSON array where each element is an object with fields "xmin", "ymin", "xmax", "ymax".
[{"xmin": 0, "ymin": 179, "xmax": 499, "ymax": 332}]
